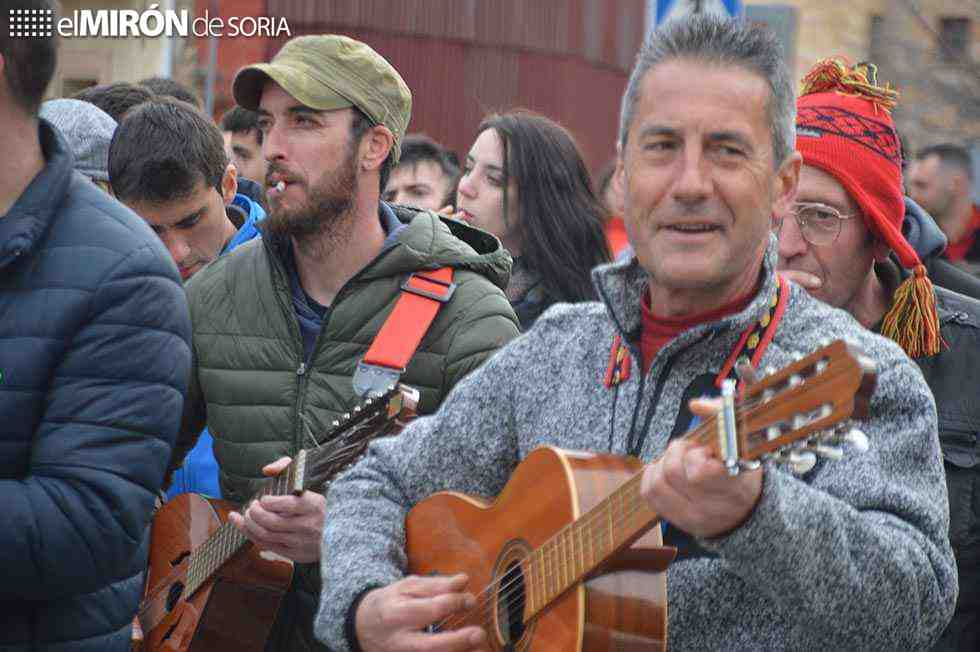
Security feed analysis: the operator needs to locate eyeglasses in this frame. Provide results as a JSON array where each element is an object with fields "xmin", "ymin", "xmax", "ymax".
[{"xmin": 771, "ymin": 202, "xmax": 855, "ymax": 246}]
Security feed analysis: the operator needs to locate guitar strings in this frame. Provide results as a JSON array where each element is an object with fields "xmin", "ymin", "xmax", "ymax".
[
  {"xmin": 430, "ymin": 407, "xmax": 727, "ymax": 634},
  {"xmin": 433, "ymin": 378, "xmax": 832, "ymax": 635},
  {"xmin": 139, "ymin": 393, "xmax": 404, "ymax": 634},
  {"xmin": 434, "ymin": 479, "xmax": 658, "ymax": 634}
]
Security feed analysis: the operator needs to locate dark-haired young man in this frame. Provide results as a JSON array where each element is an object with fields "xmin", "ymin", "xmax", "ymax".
[
  {"xmin": 0, "ymin": 2, "xmax": 192, "ymax": 650},
  {"xmin": 383, "ymin": 133, "xmax": 459, "ymax": 211},
  {"xmin": 221, "ymin": 104, "xmax": 268, "ymax": 188},
  {"xmin": 73, "ymin": 80, "xmax": 154, "ymax": 122},
  {"xmin": 109, "ymin": 97, "xmax": 264, "ymax": 281},
  {"xmin": 109, "ymin": 97, "xmax": 265, "ymax": 498},
  {"xmin": 175, "ymin": 34, "xmax": 519, "ymax": 650}
]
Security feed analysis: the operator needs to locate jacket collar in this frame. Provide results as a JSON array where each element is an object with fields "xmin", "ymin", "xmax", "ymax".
[
  {"xmin": 593, "ymin": 234, "xmax": 782, "ymax": 347},
  {"xmin": 0, "ymin": 120, "xmax": 74, "ymax": 269}
]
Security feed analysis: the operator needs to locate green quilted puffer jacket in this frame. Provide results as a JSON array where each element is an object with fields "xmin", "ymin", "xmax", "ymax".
[{"xmin": 174, "ymin": 205, "xmax": 520, "ymax": 651}]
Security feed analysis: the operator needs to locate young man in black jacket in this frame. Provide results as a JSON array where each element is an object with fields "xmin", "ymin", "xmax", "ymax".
[{"xmin": 0, "ymin": 3, "xmax": 192, "ymax": 650}]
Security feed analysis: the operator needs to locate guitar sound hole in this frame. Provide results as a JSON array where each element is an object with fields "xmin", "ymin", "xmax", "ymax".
[
  {"xmin": 166, "ymin": 581, "xmax": 184, "ymax": 612},
  {"xmin": 496, "ymin": 561, "xmax": 526, "ymax": 644}
]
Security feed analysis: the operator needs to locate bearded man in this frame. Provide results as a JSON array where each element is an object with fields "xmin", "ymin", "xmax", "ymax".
[{"xmin": 173, "ymin": 35, "xmax": 520, "ymax": 651}]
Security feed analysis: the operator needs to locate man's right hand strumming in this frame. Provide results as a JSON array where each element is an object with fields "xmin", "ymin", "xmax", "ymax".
[{"xmin": 355, "ymin": 574, "xmax": 488, "ymax": 652}]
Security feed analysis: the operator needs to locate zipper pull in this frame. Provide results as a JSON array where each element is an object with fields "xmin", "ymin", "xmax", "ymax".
[{"xmin": 297, "ymin": 362, "xmax": 307, "ymax": 376}]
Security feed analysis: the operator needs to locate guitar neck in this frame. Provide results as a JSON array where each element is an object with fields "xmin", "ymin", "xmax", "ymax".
[
  {"xmin": 522, "ymin": 416, "xmax": 720, "ymax": 621},
  {"xmin": 182, "ymin": 386, "xmax": 418, "ymax": 598},
  {"xmin": 184, "ymin": 458, "xmax": 308, "ymax": 597}
]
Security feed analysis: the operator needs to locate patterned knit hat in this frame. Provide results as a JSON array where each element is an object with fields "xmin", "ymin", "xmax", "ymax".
[{"xmin": 796, "ymin": 58, "xmax": 943, "ymax": 358}]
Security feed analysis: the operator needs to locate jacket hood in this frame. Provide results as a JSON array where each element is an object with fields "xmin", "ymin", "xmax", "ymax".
[
  {"xmin": 364, "ymin": 205, "xmax": 511, "ymax": 290},
  {"xmin": 224, "ymin": 192, "xmax": 265, "ymax": 253},
  {"xmin": 902, "ymin": 196, "xmax": 947, "ymax": 262},
  {"xmin": 592, "ymin": 234, "xmax": 782, "ymax": 346}
]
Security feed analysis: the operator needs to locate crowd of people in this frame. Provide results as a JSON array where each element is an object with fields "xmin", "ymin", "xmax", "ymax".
[{"xmin": 2, "ymin": 1, "xmax": 979, "ymax": 651}]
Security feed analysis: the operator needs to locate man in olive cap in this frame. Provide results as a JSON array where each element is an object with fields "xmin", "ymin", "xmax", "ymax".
[{"xmin": 169, "ymin": 35, "xmax": 519, "ymax": 651}]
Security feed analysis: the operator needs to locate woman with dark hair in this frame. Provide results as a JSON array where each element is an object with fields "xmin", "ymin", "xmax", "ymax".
[{"xmin": 455, "ymin": 110, "xmax": 611, "ymax": 329}]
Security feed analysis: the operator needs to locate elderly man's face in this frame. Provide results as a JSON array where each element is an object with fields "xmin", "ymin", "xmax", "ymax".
[
  {"xmin": 776, "ymin": 165, "xmax": 887, "ymax": 311},
  {"xmin": 618, "ymin": 59, "xmax": 799, "ymax": 307}
]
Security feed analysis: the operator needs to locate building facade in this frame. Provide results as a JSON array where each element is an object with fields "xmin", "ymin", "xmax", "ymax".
[{"xmin": 744, "ymin": 0, "xmax": 980, "ymax": 162}]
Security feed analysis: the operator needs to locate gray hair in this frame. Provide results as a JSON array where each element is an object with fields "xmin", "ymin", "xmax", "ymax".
[{"xmin": 618, "ymin": 14, "xmax": 795, "ymax": 167}]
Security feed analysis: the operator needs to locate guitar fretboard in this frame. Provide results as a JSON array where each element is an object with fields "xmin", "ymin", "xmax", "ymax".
[
  {"xmin": 519, "ymin": 417, "xmax": 718, "ymax": 620},
  {"xmin": 185, "ymin": 462, "xmax": 301, "ymax": 597}
]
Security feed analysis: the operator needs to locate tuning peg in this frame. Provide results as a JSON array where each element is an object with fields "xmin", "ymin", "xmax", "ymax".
[
  {"xmin": 343, "ymin": 412, "xmax": 350, "ymax": 420},
  {"xmin": 788, "ymin": 373, "xmax": 803, "ymax": 387},
  {"xmin": 790, "ymin": 352, "xmax": 804, "ymax": 362},
  {"xmin": 818, "ymin": 337, "xmax": 831, "ymax": 347},
  {"xmin": 844, "ymin": 428, "xmax": 869, "ymax": 453},
  {"xmin": 331, "ymin": 420, "xmax": 340, "ymax": 428},
  {"xmin": 766, "ymin": 425, "xmax": 781, "ymax": 441},
  {"xmin": 739, "ymin": 459, "xmax": 761, "ymax": 471},
  {"xmin": 807, "ymin": 443, "xmax": 844, "ymax": 461},
  {"xmin": 774, "ymin": 449, "xmax": 816, "ymax": 475}
]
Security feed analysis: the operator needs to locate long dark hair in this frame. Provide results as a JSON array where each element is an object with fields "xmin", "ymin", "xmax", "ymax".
[{"xmin": 478, "ymin": 111, "xmax": 611, "ymax": 303}]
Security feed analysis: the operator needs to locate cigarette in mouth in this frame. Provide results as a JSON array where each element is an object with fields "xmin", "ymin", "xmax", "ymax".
[{"xmin": 275, "ymin": 181, "xmax": 286, "ymax": 192}]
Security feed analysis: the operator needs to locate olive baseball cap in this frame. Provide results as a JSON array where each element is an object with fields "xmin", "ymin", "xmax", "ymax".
[{"xmin": 233, "ymin": 34, "xmax": 412, "ymax": 162}]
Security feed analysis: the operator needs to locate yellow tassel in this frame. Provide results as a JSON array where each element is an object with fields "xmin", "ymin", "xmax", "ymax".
[
  {"xmin": 800, "ymin": 57, "xmax": 898, "ymax": 114},
  {"xmin": 880, "ymin": 265, "xmax": 945, "ymax": 358}
]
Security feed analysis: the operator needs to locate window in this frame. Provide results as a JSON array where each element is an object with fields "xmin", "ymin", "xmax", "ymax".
[{"xmin": 939, "ymin": 17, "xmax": 971, "ymax": 62}]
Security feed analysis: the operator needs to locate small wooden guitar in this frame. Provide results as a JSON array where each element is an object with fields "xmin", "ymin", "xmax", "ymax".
[
  {"xmin": 139, "ymin": 384, "xmax": 419, "ymax": 652},
  {"xmin": 406, "ymin": 340, "xmax": 876, "ymax": 651}
]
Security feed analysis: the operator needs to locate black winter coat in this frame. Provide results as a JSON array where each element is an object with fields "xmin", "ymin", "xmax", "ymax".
[
  {"xmin": 919, "ymin": 286, "xmax": 980, "ymax": 652},
  {"xmin": 0, "ymin": 121, "xmax": 192, "ymax": 650}
]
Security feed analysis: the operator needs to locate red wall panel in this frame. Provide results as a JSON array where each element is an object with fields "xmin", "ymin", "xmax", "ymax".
[{"xmin": 208, "ymin": 0, "xmax": 645, "ymax": 174}]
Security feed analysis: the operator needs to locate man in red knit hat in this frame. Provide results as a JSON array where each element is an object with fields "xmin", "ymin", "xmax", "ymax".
[{"xmin": 775, "ymin": 57, "xmax": 980, "ymax": 652}]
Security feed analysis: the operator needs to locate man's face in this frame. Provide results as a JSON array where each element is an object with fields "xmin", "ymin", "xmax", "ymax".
[
  {"xmin": 383, "ymin": 160, "xmax": 452, "ymax": 211},
  {"xmin": 226, "ymin": 128, "xmax": 268, "ymax": 185},
  {"xmin": 908, "ymin": 155, "xmax": 954, "ymax": 224},
  {"xmin": 776, "ymin": 164, "xmax": 884, "ymax": 310},
  {"xmin": 258, "ymin": 82, "xmax": 360, "ymax": 241},
  {"xmin": 125, "ymin": 172, "xmax": 236, "ymax": 280},
  {"xmin": 618, "ymin": 59, "xmax": 798, "ymax": 299}
]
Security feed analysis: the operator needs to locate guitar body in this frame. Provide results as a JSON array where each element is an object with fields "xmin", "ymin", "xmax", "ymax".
[
  {"xmin": 406, "ymin": 447, "xmax": 672, "ymax": 652},
  {"xmin": 141, "ymin": 493, "xmax": 293, "ymax": 651}
]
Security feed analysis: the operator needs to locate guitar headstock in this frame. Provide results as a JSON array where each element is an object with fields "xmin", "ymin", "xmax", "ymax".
[
  {"xmin": 720, "ymin": 339, "xmax": 877, "ymax": 474},
  {"xmin": 298, "ymin": 384, "xmax": 420, "ymax": 491}
]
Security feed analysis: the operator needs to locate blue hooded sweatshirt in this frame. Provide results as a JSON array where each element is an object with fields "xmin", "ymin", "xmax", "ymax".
[{"xmin": 166, "ymin": 191, "xmax": 264, "ymax": 499}]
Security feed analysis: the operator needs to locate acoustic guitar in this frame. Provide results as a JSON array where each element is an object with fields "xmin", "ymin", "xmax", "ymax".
[
  {"xmin": 406, "ymin": 340, "xmax": 876, "ymax": 651},
  {"xmin": 138, "ymin": 384, "xmax": 419, "ymax": 652}
]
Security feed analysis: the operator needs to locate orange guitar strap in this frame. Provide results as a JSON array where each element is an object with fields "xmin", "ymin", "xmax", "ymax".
[
  {"xmin": 603, "ymin": 275, "xmax": 788, "ymax": 390},
  {"xmin": 352, "ymin": 266, "xmax": 456, "ymax": 397}
]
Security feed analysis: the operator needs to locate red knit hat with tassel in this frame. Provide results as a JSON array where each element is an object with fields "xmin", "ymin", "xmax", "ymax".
[{"xmin": 796, "ymin": 58, "xmax": 944, "ymax": 358}]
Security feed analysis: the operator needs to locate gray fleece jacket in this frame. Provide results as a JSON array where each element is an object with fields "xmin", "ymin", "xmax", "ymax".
[{"xmin": 317, "ymin": 240, "xmax": 958, "ymax": 650}]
